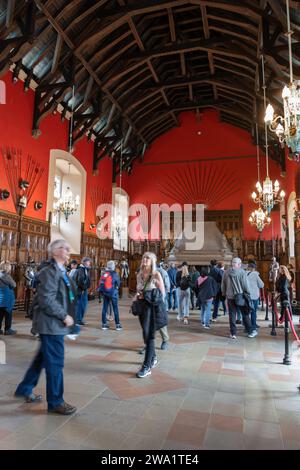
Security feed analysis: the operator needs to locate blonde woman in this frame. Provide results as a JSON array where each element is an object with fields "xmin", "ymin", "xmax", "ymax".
[
  {"xmin": 179, "ymin": 265, "xmax": 192, "ymax": 324},
  {"xmin": 0, "ymin": 261, "xmax": 16, "ymax": 335},
  {"xmin": 135, "ymin": 252, "xmax": 165, "ymax": 378}
]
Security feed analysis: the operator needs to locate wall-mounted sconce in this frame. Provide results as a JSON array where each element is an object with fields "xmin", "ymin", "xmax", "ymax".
[
  {"xmin": 0, "ymin": 189, "xmax": 10, "ymax": 200},
  {"xmin": 34, "ymin": 201, "xmax": 43, "ymax": 211},
  {"xmin": 19, "ymin": 179, "xmax": 29, "ymax": 190}
]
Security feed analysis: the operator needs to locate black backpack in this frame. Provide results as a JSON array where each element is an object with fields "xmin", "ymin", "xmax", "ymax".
[{"xmin": 180, "ymin": 276, "xmax": 190, "ymax": 290}]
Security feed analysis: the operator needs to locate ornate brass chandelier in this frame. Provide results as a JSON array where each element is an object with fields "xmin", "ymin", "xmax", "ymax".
[
  {"xmin": 249, "ymin": 124, "xmax": 271, "ymax": 232},
  {"xmin": 249, "ymin": 207, "xmax": 271, "ymax": 233},
  {"xmin": 112, "ymin": 139, "xmax": 127, "ymax": 238},
  {"xmin": 53, "ymin": 179, "xmax": 80, "ymax": 222},
  {"xmin": 264, "ymin": 0, "xmax": 300, "ymax": 161},
  {"xmin": 252, "ymin": 57, "xmax": 285, "ymax": 214}
]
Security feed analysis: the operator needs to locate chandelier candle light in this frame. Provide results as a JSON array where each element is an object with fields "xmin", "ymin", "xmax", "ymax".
[
  {"xmin": 53, "ymin": 164, "xmax": 80, "ymax": 222},
  {"xmin": 252, "ymin": 56, "xmax": 285, "ymax": 214},
  {"xmin": 264, "ymin": 0, "xmax": 300, "ymax": 161},
  {"xmin": 53, "ymin": 86, "xmax": 80, "ymax": 222},
  {"xmin": 249, "ymin": 124, "xmax": 271, "ymax": 232},
  {"xmin": 112, "ymin": 139, "xmax": 127, "ymax": 240}
]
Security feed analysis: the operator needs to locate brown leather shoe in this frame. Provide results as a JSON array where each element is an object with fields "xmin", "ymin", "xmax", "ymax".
[{"xmin": 48, "ymin": 402, "xmax": 77, "ymax": 415}]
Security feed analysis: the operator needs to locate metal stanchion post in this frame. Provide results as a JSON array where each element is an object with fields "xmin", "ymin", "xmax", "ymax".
[
  {"xmin": 283, "ymin": 304, "xmax": 291, "ymax": 365},
  {"xmin": 270, "ymin": 287, "xmax": 277, "ymax": 336},
  {"xmin": 265, "ymin": 288, "xmax": 269, "ymax": 321}
]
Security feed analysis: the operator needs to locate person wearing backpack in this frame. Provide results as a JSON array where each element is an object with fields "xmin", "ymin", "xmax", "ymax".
[
  {"xmin": 73, "ymin": 257, "xmax": 91, "ymax": 325},
  {"xmin": 99, "ymin": 260, "xmax": 121, "ymax": 331}
]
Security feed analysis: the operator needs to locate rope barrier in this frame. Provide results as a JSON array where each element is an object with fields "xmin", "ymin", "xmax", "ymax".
[{"xmin": 285, "ymin": 306, "xmax": 300, "ymax": 344}]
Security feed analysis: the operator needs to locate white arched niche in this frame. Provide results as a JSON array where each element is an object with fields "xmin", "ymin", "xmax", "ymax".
[
  {"xmin": 47, "ymin": 149, "xmax": 87, "ymax": 254},
  {"xmin": 287, "ymin": 191, "xmax": 296, "ymax": 259},
  {"xmin": 112, "ymin": 186, "xmax": 129, "ymax": 251}
]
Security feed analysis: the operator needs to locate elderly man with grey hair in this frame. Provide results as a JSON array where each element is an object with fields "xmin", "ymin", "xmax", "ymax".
[
  {"xmin": 15, "ymin": 239, "xmax": 77, "ymax": 415},
  {"xmin": 99, "ymin": 260, "xmax": 121, "ymax": 330},
  {"xmin": 221, "ymin": 257, "xmax": 256, "ymax": 340}
]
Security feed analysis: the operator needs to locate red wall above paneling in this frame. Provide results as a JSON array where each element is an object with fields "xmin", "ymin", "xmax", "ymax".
[
  {"xmin": 0, "ymin": 72, "xmax": 295, "ymax": 241},
  {"xmin": 128, "ymin": 110, "xmax": 285, "ymax": 239},
  {"xmin": 0, "ymin": 72, "xmax": 112, "ymax": 232}
]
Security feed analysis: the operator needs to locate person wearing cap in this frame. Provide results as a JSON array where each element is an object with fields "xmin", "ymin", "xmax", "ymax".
[
  {"xmin": 74, "ymin": 257, "xmax": 92, "ymax": 325},
  {"xmin": 247, "ymin": 261, "xmax": 264, "ymax": 332},
  {"xmin": 100, "ymin": 260, "xmax": 121, "ymax": 331}
]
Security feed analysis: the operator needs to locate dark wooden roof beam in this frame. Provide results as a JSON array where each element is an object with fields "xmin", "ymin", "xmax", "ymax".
[
  {"xmin": 139, "ymin": 112, "xmax": 175, "ymax": 134},
  {"xmin": 51, "ymin": 32, "xmax": 62, "ymax": 74},
  {"xmin": 136, "ymin": 73, "xmax": 254, "ymax": 99},
  {"xmin": 200, "ymin": 4, "xmax": 217, "ymax": 100},
  {"xmin": 180, "ymin": 52, "xmax": 186, "ymax": 75},
  {"xmin": 102, "ymin": 38, "xmax": 257, "ymax": 89},
  {"xmin": 146, "ymin": 122, "xmax": 174, "ymax": 143},
  {"xmin": 83, "ymin": 76, "xmax": 94, "ymax": 105},
  {"xmin": 134, "ymin": 104, "xmax": 167, "ymax": 125},
  {"xmin": 206, "ymin": 14, "xmax": 258, "ymax": 35},
  {"xmin": 215, "ymin": 64, "xmax": 255, "ymax": 81},
  {"xmin": 126, "ymin": 89, "xmax": 162, "ymax": 113},
  {"xmin": 209, "ymin": 26, "xmax": 257, "ymax": 46},
  {"xmin": 111, "ymin": 66, "xmax": 150, "ymax": 96},
  {"xmin": 34, "ymin": 0, "xmax": 148, "ymax": 148},
  {"xmin": 168, "ymin": 8, "xmax": 176, "ymax": 42},
  {"xmin": 6, "ymin": 0, "xmax": 16, "ymax": 28},
  {"xmin": 214, "ymin": 55, "xmax": 257, "ymax": 75},
  {"xmin": 145, "ymin": 119, "xmax": 175, "ymax": 140}
]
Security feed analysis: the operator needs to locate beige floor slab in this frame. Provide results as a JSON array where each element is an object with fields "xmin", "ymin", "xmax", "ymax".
[{"xmin": 1, "ymin": 299, "xmax": 300, "ymax": 450}]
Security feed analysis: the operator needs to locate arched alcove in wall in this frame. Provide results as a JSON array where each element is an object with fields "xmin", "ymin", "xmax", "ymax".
[
  {"xmin": 47, "ymin": 149, "xmax": 87, "ymax": 254},
  {"xmin": 287, "ymin": 191, "xmax": 296, "ymax": 259},
  {"xmin": 112, "ymin": 186, "xmax": 129, "ymax": 251}
]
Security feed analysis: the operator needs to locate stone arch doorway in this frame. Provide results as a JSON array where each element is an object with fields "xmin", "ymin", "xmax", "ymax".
[
  {"xmin": 287, "ymin": 191, "xmax": 296, "ymax": 260},
  {"xmin": 46, "ymin": 149, "xmax": 87, "ymax": 254},
  {"xmin": 112, "ymin": 186, "xmax": 129, "ymax": 252}
]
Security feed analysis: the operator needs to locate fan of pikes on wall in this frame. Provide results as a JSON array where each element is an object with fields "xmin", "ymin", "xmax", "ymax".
[
  {"xmin": 1, "ymin": 146, "xmax": 45, "ymax": 213},
  {"xmin": 90, "ymin": 186, "xmax": 111, "ymax": 229},
  {"xmin": 157, "ymin": 162, "xmax": 242, "ymax": 208}
]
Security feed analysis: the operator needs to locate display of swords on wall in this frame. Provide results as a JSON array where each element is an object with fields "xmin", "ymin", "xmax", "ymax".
[{"xmin": 1, "ymin": 146, "xmax": 45, "ymax": 212}]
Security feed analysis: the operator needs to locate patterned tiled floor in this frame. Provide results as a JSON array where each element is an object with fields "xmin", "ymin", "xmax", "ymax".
[{"xmin": 1, "ymin": 297, "xmax": 300, "ymax": 450}]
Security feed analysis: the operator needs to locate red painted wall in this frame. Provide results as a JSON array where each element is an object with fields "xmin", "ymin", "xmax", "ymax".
[
  {"xmin": 0, "ymin": 73, "xmax": 295, "ymax": 241},
  {"xmin": 0, "ymin": 72, "xmax": 112, "ymax": 232},
  {"xmin": 128, "ymin": 110, "xmax": 284, "ymax": 239}
]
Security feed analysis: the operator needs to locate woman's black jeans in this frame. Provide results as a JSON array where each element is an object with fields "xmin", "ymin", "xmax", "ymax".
[{"xmin": 139, "ymin": 303, "xmax": 156, "ymax": 368}]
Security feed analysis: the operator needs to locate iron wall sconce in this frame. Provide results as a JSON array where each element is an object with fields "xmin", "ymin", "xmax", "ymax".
[
  {"xmin": 19, "ymin": 179, "xmax": 29, "ymax": 190},
  {"xmin": 34, "ymin": 201, "xmax": 43, "ymax": 211},
  {"xmin": 0, "ymin": 189, "xmax": 10, "ymax": 200}
]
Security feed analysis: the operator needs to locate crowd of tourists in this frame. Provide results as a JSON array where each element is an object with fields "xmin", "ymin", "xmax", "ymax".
[{"xmin": 0, "ymin": 239, "xmax": 295, "ymax": 415}]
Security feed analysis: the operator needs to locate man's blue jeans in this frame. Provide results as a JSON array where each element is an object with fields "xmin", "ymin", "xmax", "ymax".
[
  {"xmin": 201, "ymin": 300, "xmax": 213, "ymax": 326},
  {"xmin": 168, "ymin": 288, "xmax": 178, "ymax": 310},
  {"xmin": 77, "ymin": 290, "xmax": 88, "ymax": 322},
  {"xmin": 250, "ymin": 298, "xmax": 259, "ymax": 329},
  {"xmin": 15, "ymin": 335, "xmax": 65, "ymax": 410},
  {"xmin": 102, "ymin": 296, "xmax": 120, "ymax": 325}
]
